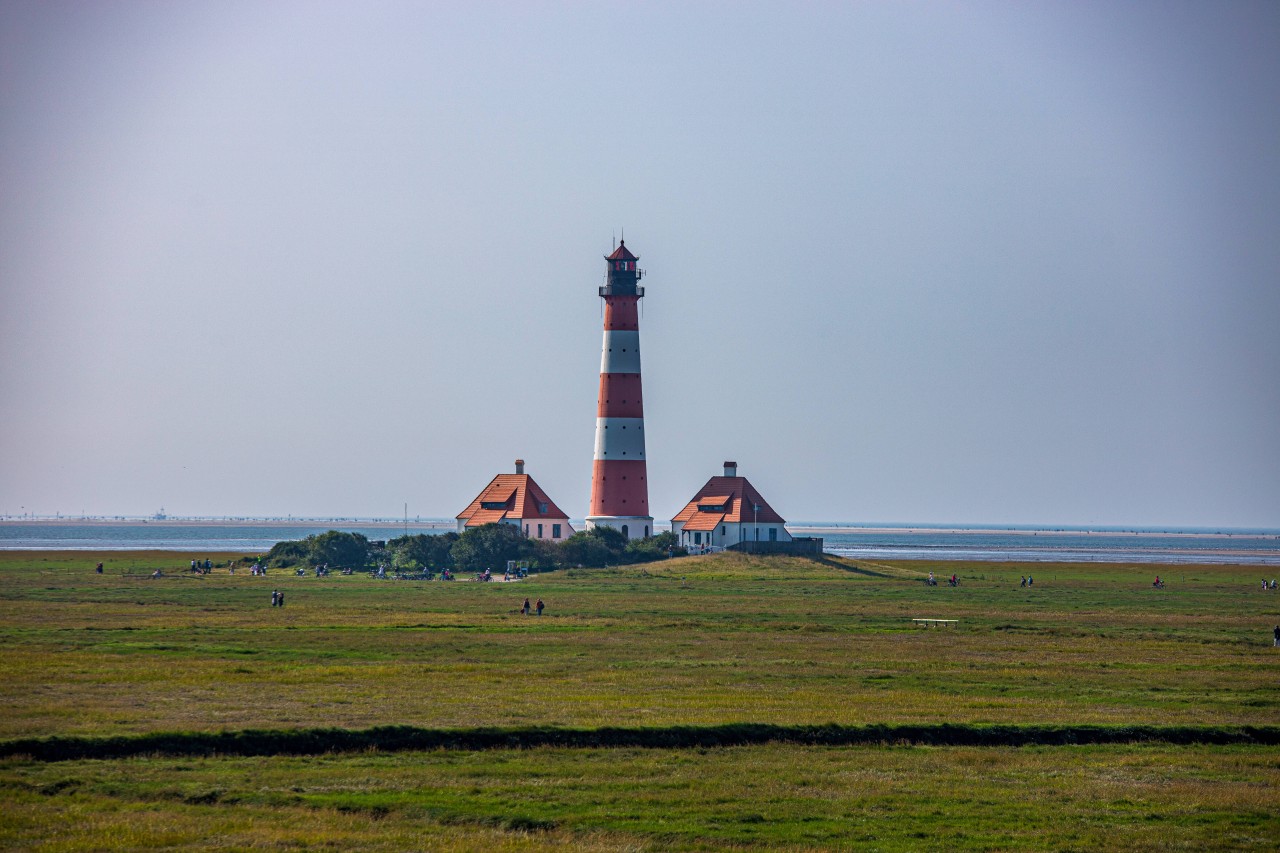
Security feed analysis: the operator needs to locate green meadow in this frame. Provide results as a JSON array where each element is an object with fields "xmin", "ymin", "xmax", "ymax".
[{"xmin": 1, "ymin": 550, "xmax": 1278, "ymax": 850}]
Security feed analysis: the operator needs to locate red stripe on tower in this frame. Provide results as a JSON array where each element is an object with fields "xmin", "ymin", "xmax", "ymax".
[{"xmin": 586, "ymin": 239, "xmax": 653, "ymax": 540}]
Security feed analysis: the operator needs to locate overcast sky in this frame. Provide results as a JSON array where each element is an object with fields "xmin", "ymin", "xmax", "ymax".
[{"xmin": 2, "ymin": 1, "xmax": 1277, "ymax": 528}]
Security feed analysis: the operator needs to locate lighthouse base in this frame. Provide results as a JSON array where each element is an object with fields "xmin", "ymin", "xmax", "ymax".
[{"xmin": 585, "ymin": 515, "xmax": 654, "ymax": 541}]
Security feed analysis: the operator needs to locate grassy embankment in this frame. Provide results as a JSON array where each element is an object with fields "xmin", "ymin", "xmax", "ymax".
[{"xmin": 1, "ymin": 550, "xmax": 1278, "ymax": 850}]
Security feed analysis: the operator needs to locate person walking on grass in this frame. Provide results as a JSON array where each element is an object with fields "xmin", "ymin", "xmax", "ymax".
[
  {"xmin": 521, "ymin": 598, "xmax": 530, "ymax": 615},
  {"xmin": 535, "ymin": 598, "xmax": 544, "ymax": 617},
  {"xmin": 1273, "ymin": 625, "xmax": 1279, "ymax": 647}
]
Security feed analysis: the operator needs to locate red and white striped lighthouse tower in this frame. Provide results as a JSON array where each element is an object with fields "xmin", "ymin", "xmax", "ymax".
[{"xmin": 586, "ymin": 239, "xmax": 653, "ymax": 540}]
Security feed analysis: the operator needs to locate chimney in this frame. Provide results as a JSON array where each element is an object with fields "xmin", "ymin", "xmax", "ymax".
[
  {"xmin": 724, "ymin": 460, "xmax": 738, "ymax": 477},
  {"xmin": 515, "ymin": 459, "xmax": 525, "ymax": 475}
]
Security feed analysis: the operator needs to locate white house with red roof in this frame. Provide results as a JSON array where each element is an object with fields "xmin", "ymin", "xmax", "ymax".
[
  {"xmin": 456, "ymin": 459, "xmax": 574, "ymax": 542},
  {"xmin": 670, "ymin": 461, "xmax": 792, "ymax": 551}
]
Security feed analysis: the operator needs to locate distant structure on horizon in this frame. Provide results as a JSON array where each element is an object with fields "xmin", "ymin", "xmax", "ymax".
[
  {"xmin": 455, "ymin": 459, "xmax": 574, "ymax": 542},
  {"xmin": 671, "ymin": 461, "xmax": 794, "ymax": 552},
  {"xmin": 586, "ymin": 239, "xmax": 653, "ymax": 540}
]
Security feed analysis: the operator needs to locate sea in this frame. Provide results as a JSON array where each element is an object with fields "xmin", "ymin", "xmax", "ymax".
[{"xmin": 2, "ymin": 520, "xmax": 1278, "ymax": 565}]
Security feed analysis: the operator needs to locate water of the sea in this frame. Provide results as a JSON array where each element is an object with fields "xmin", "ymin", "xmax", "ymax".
[
  {"xmin": 815, "ymin": 527, "xmax": 1280, "ymax": 565},
  {"xmin": 0, "ymin": 522, "xmax": 453, "ymax": 553},
  {"xmin": 2, "ymin": 521, "xmax": 1278, "ymax": 565}
]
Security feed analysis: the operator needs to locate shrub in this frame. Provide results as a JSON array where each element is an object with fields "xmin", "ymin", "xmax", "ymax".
[
  {"xmin": 307, "ymin": 531, "xmax": 372, "ymax": 569},
  {"xmin": 626, "ymin": 531, "xmax": 680, "ymax": 563},
  {"xmin": 559, "ymin": 530, "xmax": 617, "ymax": 568},
  {"xmin": 450, "ymin": 524, "xmax": 531, "ymax": 571},
  {"xmin": 388, "ymin": 532, "xmax": 457, "ymax": 571},
  {"xmin": 264, "ymin": 540, "xmax": 309, "ymax": 568}
]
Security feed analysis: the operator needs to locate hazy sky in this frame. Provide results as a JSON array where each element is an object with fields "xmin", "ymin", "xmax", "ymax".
[{"xmin": 2, "ymin": 1, "xmax": 1278, "ymax": 528}]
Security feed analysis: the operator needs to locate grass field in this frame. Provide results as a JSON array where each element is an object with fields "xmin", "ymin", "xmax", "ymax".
[{"xmin": 1, "ymin": 550, "xmax": 1278, "ymax": 850}]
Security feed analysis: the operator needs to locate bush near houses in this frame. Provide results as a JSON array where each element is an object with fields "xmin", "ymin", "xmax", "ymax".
[{"xmin": 264, "ymin": 525, "xmax": 681, "ymax": 573}]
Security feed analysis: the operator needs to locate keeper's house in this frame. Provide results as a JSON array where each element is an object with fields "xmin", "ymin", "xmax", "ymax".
[
  {"xmin": 456, "ymin": 459, "xmax": 574, "ymax": 542},
  {"xmin": 670, "ymin": 461, "xmax": 793, "ymax": 552}
]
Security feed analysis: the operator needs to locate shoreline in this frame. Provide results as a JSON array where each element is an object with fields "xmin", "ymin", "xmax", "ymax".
[
  {"xmin": 0, "ymin": 548, "xmax": 1275, "ymax": 568},
  {"xmin": 0, "ymin": 519, "xmax": 457, "ymax": 529},
  {"xmin": 2, "ymin": 519, "xmax": 1276, "ymax": 540},
  {"xmin": 788, "ymin": 526, "xmax": 1280, "ymax": 540}
]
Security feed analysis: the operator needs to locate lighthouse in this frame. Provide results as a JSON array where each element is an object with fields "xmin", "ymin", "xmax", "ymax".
[{"xmin": 586, "ymin": 239, "xmax": 653, "ymax": 540}]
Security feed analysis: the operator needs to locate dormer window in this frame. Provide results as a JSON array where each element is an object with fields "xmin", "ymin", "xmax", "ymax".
[
  {"xmin": 481, "ymin": 501, "xmax": 507, "ymax": 510},
  {"xmin": 698, "ymin": 503, "xmax": 726, "ymax": 512}
]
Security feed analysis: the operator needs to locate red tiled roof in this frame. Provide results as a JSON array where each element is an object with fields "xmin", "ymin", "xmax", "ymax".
[
  {"xmin": 605, "ymin": 240, "xmax": 638, "ymax": 261},
  {"xmin": 464, "ymin": 508, "xmax": 511, "ymax": 526},
  {"xmin": 671, "ymin": 476, "xmax": 786, "ymax": 525},
  {"xmin": 681, "ymin": 512, "xmax": 725, "ymax": 532},
  {"xmin": 485, "ymin": 487, "xmax": 517, "ymax": 505},
  {"xmin": 456, "ymin": 473, "xmax": 570, "ymax": 527}
]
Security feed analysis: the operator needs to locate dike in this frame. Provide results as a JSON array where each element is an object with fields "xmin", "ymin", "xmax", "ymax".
[{"xmin": 3, "ymin": 724, "xmax": 1279, "ymax": 762}]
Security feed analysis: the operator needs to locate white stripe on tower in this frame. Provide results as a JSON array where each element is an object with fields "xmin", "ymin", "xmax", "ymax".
[
  {"xmin": 600, "ymin": 330, "xmax": 642, "ymax": 374},
  {"xmin": 593, "ymin": 417, "xmax": 646, "ymax": 459}
]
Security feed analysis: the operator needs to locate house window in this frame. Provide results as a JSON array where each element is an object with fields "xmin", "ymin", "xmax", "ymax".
[
  {"xmin": 721, "ymin": 526, "xmax": 726, "ymax": 536},
  {"xmin": 524, "ymin": 524, "xmax": 529, "ymax": 535},
  {"xmin": 694, "ymin": 531, "xmax": 702, "ymax": 544},
  {"xmin": 769, "ymin": 528, "xmax": 778, "ymax": 542},
  {"xmin": 537, "ymin": 524, "xmax": 543, "ymax": 538},
  {"xmin": 552, "ymin": 524, "xmax": 561, "ymax": 538},
  {"xmin": 539, "ymin": 502, "xmax": 548, "ymax": 514},
  {"xmin": 621, "ymin": 524, "xmax": 629, "ymax": 538},
  {"xmin": 481, "ymin": 501, "xmax": 507, "ymax": 510}
]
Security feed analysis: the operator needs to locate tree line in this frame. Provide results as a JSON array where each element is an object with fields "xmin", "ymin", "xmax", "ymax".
[{"xmin": 263, "ymin": 524, "xmax": 682, "ymax": 573}]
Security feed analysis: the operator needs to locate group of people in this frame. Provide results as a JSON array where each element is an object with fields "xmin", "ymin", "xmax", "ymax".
[
  {"xmin": 1020, "ymin": 575, "xmax": 1034, "ymax": 587},
  {"xmin": 925, "ymin": 572, "xmax": 959, "ymax": 587},
  {"xmin": 520, "ymin": 597, "xmax": 545, "ymax": 616},
  {"xmin": 270, "ymin": 589, "xmax": 285, "ymax": 607},
  {"xmin": 1261, "ymin": 579, "xmax": 1277, "ymax": 590},
  {"xmin": 190, "ymin": 559, "xmax": 213, "ymax": 574}
]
